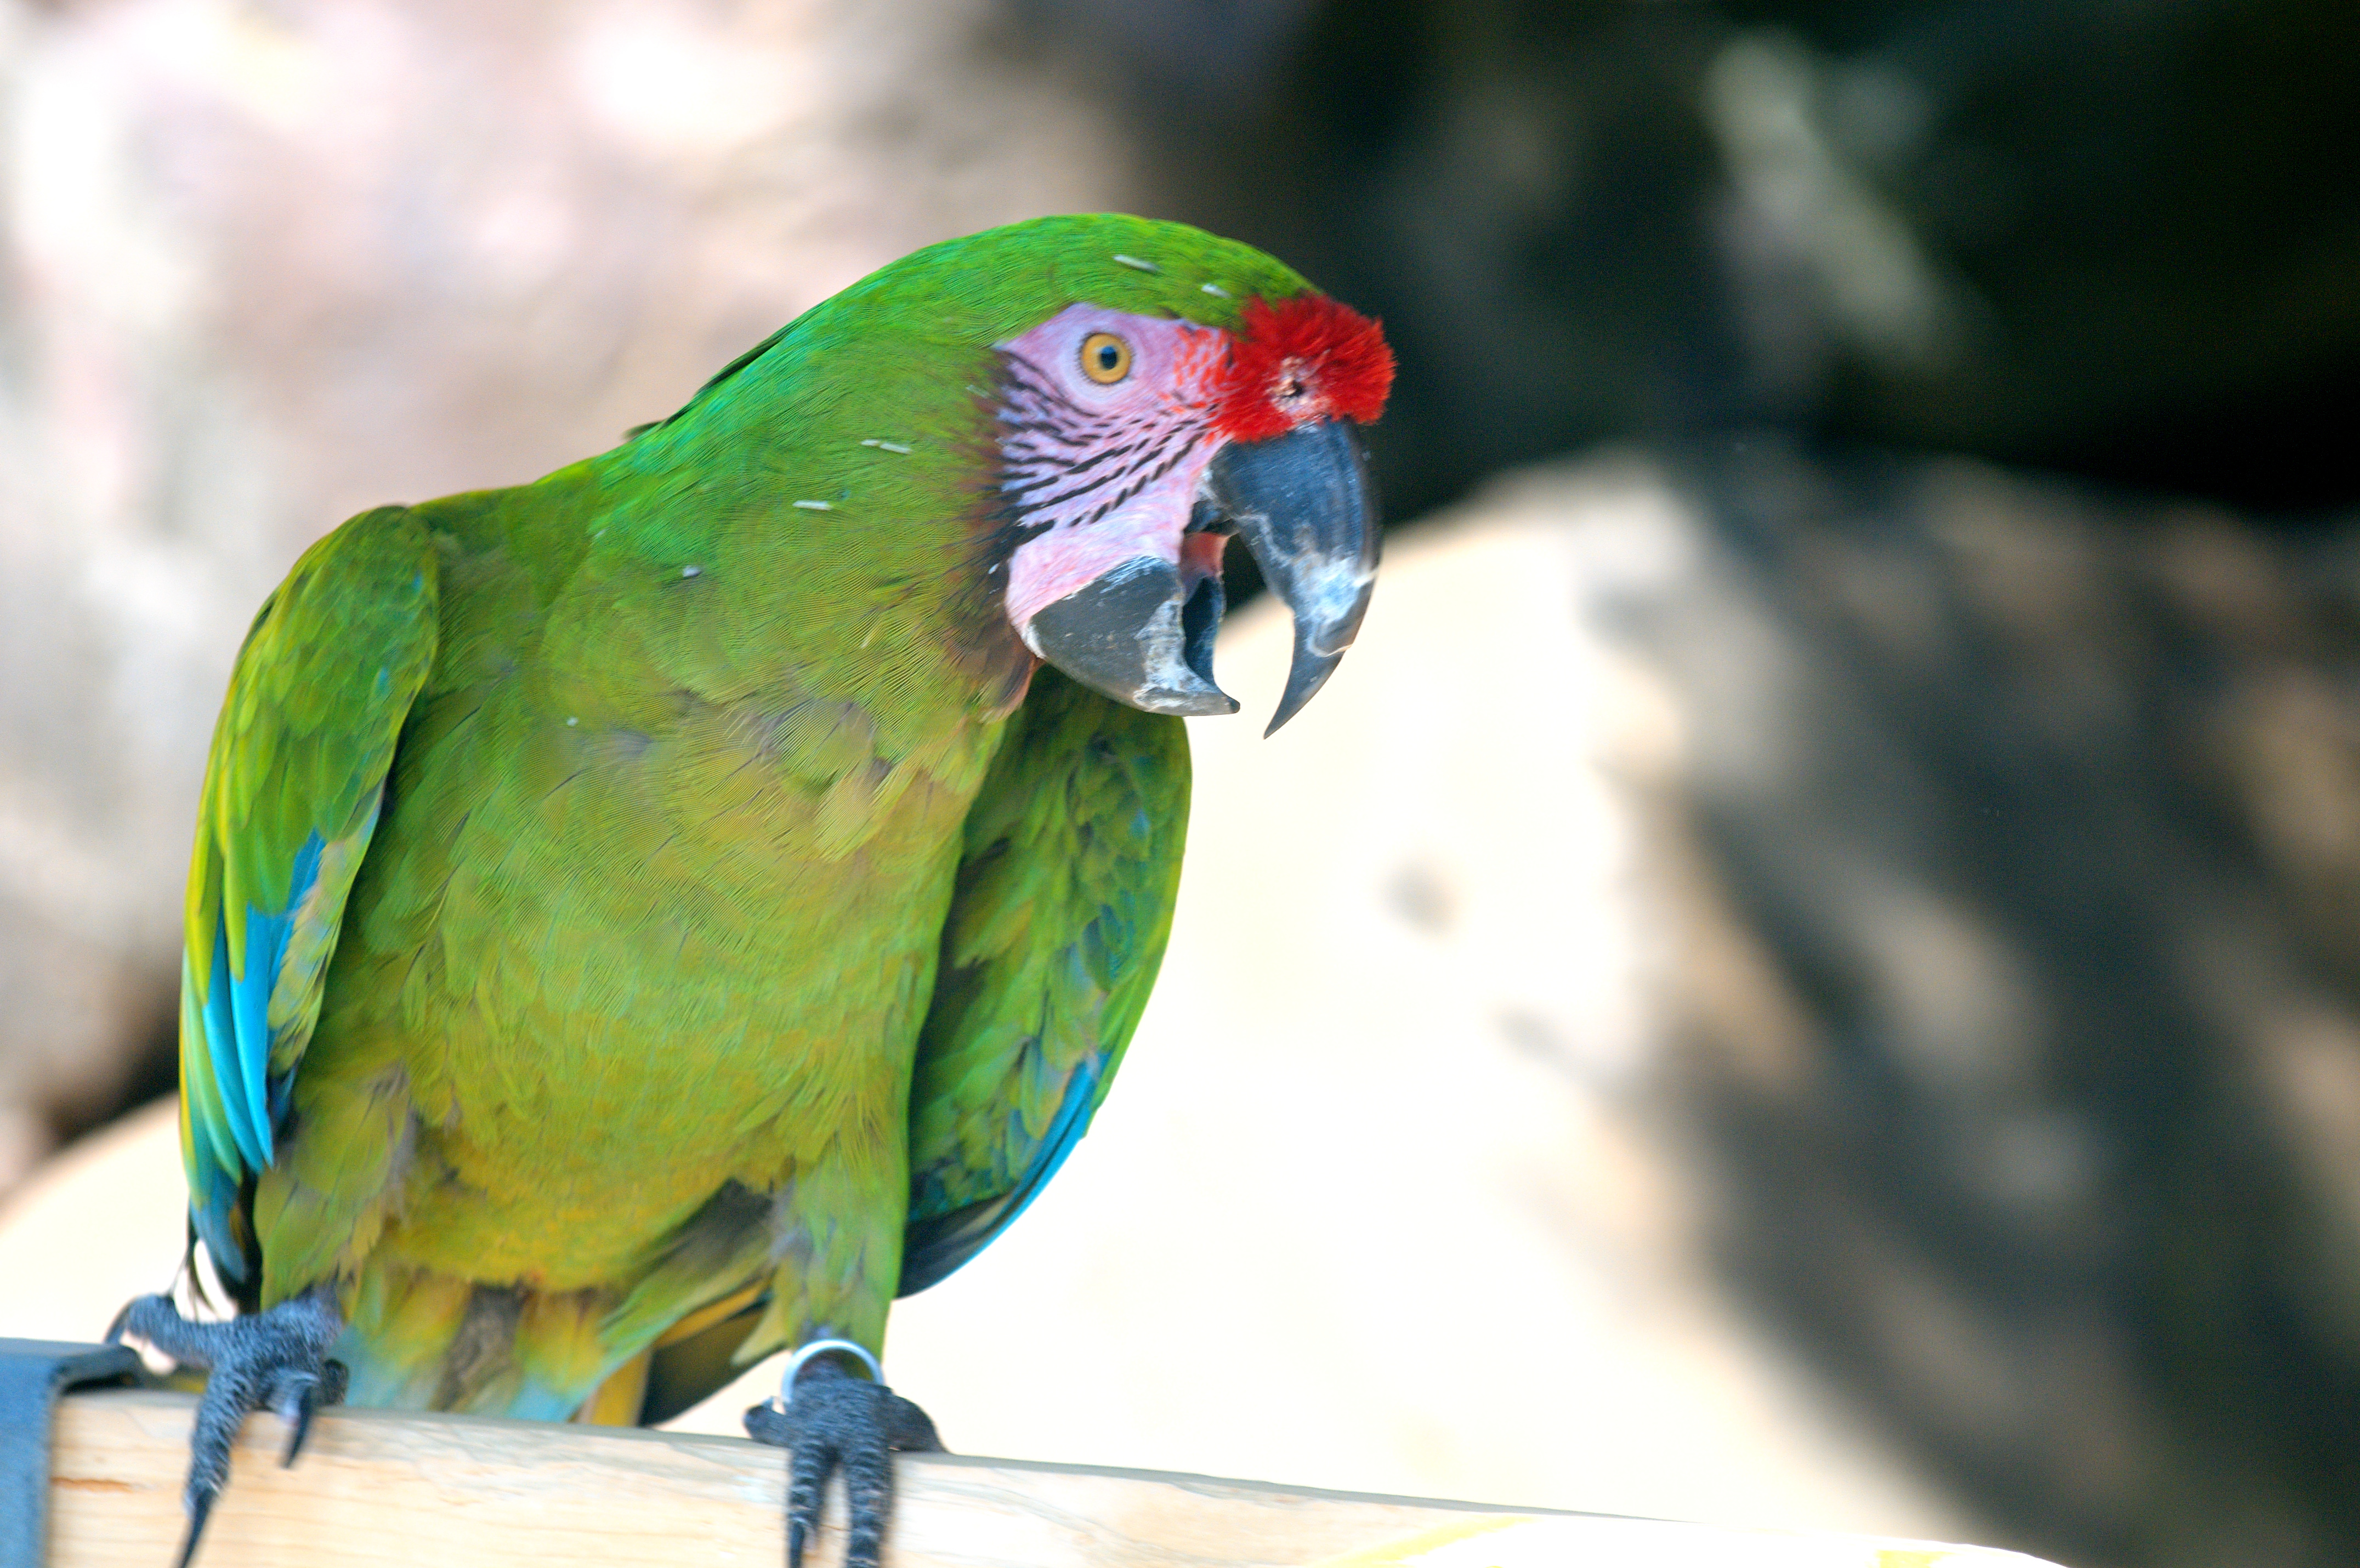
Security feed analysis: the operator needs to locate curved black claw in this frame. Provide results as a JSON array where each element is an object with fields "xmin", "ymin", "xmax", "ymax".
[
  {"xmin": 745, "ymin": 1358, "xmax": 943, "ymax": 1568},
  {"xmin": 109, "ymin": 1287, "xmax": 345, "ymax": 1568}
]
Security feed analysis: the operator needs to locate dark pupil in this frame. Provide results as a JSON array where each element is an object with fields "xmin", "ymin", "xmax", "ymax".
[{"xmin": 1097, "ymin": 344, "xmax": 1120, "ymax": 370}]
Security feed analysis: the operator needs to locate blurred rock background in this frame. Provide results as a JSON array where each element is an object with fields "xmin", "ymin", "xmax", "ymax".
[{"xmin": 3, "ymin": 2, "xmax": 2357, "ymax": 1566}]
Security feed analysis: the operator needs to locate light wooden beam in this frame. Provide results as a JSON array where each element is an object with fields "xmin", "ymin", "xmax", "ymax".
[{"xmin": 47, "ymin": 1389, "xmax": 2058, "ymax": 1568}]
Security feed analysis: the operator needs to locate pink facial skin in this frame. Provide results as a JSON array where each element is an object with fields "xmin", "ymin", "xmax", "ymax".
[{"xmin": 994, "ymin": 304, "xmax": 1231, "ymax": 649}]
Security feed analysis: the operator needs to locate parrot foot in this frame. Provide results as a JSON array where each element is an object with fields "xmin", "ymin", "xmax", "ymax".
[
  {"xmin": 108, "ymin": 1286, "xmax": 347, "ymax": 1568},
  {"xmin": 744, "ymin": 1345, "xmax": 943, "ymax": 1568}
]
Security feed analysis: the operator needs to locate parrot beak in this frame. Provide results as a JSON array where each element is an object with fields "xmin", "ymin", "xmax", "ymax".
[
  {"xmin": 1205, "ymin": 418, "xmax": 1381, "ymax": 735},
  {"xmin": 1027, "ymin": 556, "xmax": 1241, "ymax": 718},
  {"xmin": 1027, "ymin": 418, "xmax": 1378, "ymax": 732}
]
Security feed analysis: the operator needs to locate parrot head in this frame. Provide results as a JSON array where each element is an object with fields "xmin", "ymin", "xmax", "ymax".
[
  {"xmin": 990, "ymin": 280, "xmax": 1391, "ymax": 735},
  {"xmin": 631, "ymin": 214, "xmax": 1391, "ymax": 732}
]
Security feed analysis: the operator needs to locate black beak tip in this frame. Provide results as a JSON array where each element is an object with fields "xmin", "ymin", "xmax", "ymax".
[{"xmin": 1264, "ymin": 641, "xmax": 1345, "ymax": 736}]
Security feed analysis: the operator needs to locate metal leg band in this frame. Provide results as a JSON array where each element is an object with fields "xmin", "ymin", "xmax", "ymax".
[{"xmin": 775, "ymin": 1338, "xmax": 883, "ymax": 1408}]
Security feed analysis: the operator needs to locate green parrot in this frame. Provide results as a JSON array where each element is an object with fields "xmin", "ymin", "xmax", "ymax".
[{"xmin": 110, "ymin": 213, "xmax": 1391, "ymax": 1566}]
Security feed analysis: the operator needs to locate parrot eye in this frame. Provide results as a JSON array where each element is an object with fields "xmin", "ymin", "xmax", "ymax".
[{"xmin": 1080, "ymin": 332, "xmax": 1132, "ymax": 384}]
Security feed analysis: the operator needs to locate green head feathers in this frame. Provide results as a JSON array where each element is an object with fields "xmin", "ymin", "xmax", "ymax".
[{"xmin": 608, "ymin": 213, "xmax": 1391, "ymax": 732}]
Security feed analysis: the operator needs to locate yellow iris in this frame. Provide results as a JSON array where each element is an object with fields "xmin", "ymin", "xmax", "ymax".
[{"xmin": 1080, "ymin": 332, "xmax": 1132, "ymax": 384}]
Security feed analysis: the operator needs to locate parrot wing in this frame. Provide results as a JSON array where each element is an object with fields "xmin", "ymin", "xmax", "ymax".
[
  {"xmin": 179, "ymin": 506, "xmax": 439, "ymax": 1289},
  {"xmin": 897, "ymin": 667, "xmax": 1190, "ymax": 1295}
]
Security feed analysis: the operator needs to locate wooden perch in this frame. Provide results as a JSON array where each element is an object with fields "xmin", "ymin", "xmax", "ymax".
[{"xmin": 44, "ymin": 1389, "xmax": 2060, "ymax": 1568}]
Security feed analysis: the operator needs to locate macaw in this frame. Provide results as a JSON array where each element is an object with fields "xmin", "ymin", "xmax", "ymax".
[{"xmin": 112, "ymin": 213, "xmax": 1390, "ymax": 1567}]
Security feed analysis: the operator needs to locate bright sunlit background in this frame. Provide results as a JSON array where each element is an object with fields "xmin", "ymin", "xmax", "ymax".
[{"xmin": 3, "ymin": 4, "xmax": 2358, "ymax": 1567}]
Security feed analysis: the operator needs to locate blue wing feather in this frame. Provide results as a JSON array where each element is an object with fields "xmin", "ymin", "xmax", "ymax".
[
  {"xmin": 205, "ymin": 830, "xmax": 327, "ymax": 1175},
  {"xmin": 200, "ymin": 923, "xmax": 264, "ymax": 1172}
]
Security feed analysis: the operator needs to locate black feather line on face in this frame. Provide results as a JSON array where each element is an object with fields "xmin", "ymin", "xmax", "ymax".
[
  {"xmin": 983, "ymin": 349, "xmax": 1213, "ymax": 566},
  {"xmin": 980, "ymin": 353, "xmax": 1070, "ymax": 561}
]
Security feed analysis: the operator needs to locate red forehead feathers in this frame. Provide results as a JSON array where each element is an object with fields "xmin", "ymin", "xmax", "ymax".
[{"xmin": 1210, "ymin": 293, "xmax": 1394, "ymax": 444}]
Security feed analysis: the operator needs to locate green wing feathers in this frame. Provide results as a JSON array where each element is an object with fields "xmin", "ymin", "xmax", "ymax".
[
  {"xmin": 179, "ymin": 507, "xmax": 440, "ymax": 1289},
  {"xmin": 899, "ymin": 668, "xmax": 1190, "ymax": 1294}
]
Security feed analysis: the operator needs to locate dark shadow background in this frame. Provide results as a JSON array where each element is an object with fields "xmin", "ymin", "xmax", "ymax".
[{"xmin": 1046, "ymin": 0, "xmax": 2360, "ymax": 521}]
